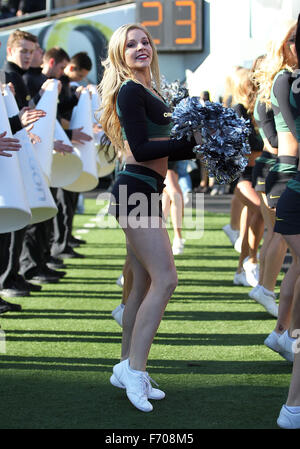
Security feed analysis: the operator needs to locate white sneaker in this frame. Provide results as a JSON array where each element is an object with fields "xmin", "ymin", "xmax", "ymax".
[
  {"xmin": 243, "ymin": 259, "xmax": 259, "ymax": 287},
  {"xmin": 116, "ymin": 274, "xmax": 124, "ymax": 288},
  {"xmin": 277, "ymin": 405, "xmax": 300, "ymax": 429},
  {"xmin": 264, "ymin": 330, "xmax": 292, "ymax": 362},
  {"xmin": 111, "ymin": 304, "xmax": 124, "ymax": 327},
  {"xmin": 248, "ymin": 284, "xmax": 261, "ymax": 299},
  {"xmin": 251, "ymin": 287, "xmax": 278, "ymax": 317},
  {"xmin": 110, "ymin": 361, "xmax": 165, "ymax": 400},
  {"xmin": 172, "ymin": 238, "xmax": 185, "ymax": 255},
  {"xmin": 223, "ymin": 224, "xmax": 239, "ymax": 246},
  {"xmin": 111, "ymin": 359, "xmax": 153, "ymax": 412},
  {"xmin": 234, "ymin": 236, "xmax": 242, "ymax": 253},
  {"xmin": 233, "ymin": 270, "xmax": 251, "ymax": 287},
  {"xmin": 277, "ymin": 330, "xmax": 295, "ymax": 363}
]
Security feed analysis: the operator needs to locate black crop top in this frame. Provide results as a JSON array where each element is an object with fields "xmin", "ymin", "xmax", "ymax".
[
  {"xmin": 254, "ymin": 99, "xmax": 278, "ymax": 149},
  {"xmin": 116, "ymin": 80, "xmax": 195, "ymax": 162}
]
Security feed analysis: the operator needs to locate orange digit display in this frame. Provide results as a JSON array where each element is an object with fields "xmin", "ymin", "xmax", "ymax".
[
  {"xmin": 175, "ymin": 0, "xmax": 196, "ymax": 44},
  {"xmin": 141, "ymin": 1, "xmax": 163, "ymax": 44},
  {"xmin": 136, "ymin": 0, "xmax": 202, "ymax": 50}
]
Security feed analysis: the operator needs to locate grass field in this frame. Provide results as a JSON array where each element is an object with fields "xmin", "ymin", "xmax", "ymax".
[{"xmin": 0, "ymin": 197, "xmax": 292, "ymax": 429}]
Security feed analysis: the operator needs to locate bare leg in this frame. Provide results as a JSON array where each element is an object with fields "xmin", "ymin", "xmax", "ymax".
[
  {"xmin": 275, "ymin": 253, "xmax": 299, "ymax": 333},
  {"xmin": 257, "ymin": 193, "xmax": 274, "ymax": 285},
  {"xmin": 164, "ymin": 170, "xmax": 183, "ymax": 241},
  {"xmin": 230, "ymin": 193, "xmax": 243, "ymax": 231},
  {"xmin": 235, "ymin": 180, "xmax": 263, "ymax": 270},
  {"xmin": 285, "ymin": 277, "xmax": 300, "ymax": 406},
  {"xmin": 280, "ymin": 234, "xmax": 300, "ymax": 334},
  {"xmin": 121, "ymin": 242, "xmax": 150, "ymax": 361},
  {"xmin": 122, "ymin": 256, "xmax": 133, "ymax": 305},
  {"xmin": 123, "ymin": 221, "xmax": 177, "ymax": 371}
]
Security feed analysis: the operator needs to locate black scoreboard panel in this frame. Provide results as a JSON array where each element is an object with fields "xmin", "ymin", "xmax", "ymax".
[{"xmin": 135, "ymin": 0, "xmax": 203, "ymax": 51}]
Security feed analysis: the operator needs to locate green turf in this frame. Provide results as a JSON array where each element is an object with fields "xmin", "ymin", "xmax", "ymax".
[{"xmin": 0, "ymin": 198, "xmax": 291, "ymax": 429}]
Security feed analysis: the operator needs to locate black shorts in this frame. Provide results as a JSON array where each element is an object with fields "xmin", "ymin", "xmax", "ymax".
[
  {"xmin": 252, "ymin": 150, "xmax": 277, "ymax": 192},
  {"xmin": 274, "ymin": 172, "xmax": 300, "ymax": 235},
  {"xmin": 238, "ymin": 166, "xmax": 253, "ymax": 183},
  {"xmin": 265, "ymin": 156, "xmax": 298, "ymax": 208},
  {"xmin": 108, "ymin": 164, "xmax": 166, "ymax": 223}
]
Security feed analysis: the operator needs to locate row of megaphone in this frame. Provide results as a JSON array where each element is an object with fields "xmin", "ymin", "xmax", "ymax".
[{"xmin": 0, "ymin": 80, "xmax": 116, "ymax": 234}]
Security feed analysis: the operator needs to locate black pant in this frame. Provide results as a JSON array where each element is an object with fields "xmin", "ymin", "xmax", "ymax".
[
  {"xmin": 51, "ymin": 188, "xmax": 78, "ymax": 256},
  {"xmin": 19, "ymin": 219, "xmax": 53, "ymax": 277},
  {"xmin": 0, "ymin": 228, "xmax": 26, "ymax": 288}
]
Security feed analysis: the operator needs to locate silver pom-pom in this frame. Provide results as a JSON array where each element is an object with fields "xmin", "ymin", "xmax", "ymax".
[
  {"xmin": 160, "ymin": 76, "xmax": 189, "ymax": 112},
  {"xmin": 171, "ymin": 97, "xmax": 251, "ymax": 184}
]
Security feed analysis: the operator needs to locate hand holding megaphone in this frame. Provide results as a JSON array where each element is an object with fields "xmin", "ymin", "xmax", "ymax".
[
  {"xmin": 71, "ymin": 126, "xmax": 93, "ymax": 145},
  {"xmin": 19, "ymin": 107, "xmax": 46, "ymax": 128},
  {"xmin": 75, "ymin": 85, "xmax": 85, "ymax": 98},
  {"xmin": 0, "ymin": 131, "xmax": 21, "ymax": 157},
  {"xmin": 54, "ymin": 139, "xmax": 73, "ymax": 155}
]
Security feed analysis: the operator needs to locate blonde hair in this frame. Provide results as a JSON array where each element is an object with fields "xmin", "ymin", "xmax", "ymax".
[
  {"xmin": 231, "ymin": 67, "xmax": 254, "ymax": 113},
  {"xmin": 222, "ymin": 66, "xmax": 243, "ymax": 108},
  {"xmin": 256, "ymin": 19, "xmax": 297, "ymax": 108},
  {"xmin": 98, "ymin": 23, "xmax": 161, "ymax": 151}
]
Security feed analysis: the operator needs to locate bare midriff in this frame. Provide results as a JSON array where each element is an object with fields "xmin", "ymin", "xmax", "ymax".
[{"xmin": 123, "ymin": 137, "xmax": 170, "ymax": 177}]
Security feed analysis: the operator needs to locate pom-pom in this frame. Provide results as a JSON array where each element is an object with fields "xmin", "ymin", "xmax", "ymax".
[
  {"xmin": 171, "ymin": 97, "xmax": 251, "ymax": 184},
  {"xmin": 159, "ymin": 76, "xmax": 189, "ymax": 111}
]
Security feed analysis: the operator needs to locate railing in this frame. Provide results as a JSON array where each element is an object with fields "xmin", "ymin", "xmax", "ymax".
[{"xmin": 0, "ymin": 0, "xmax": 124, "ymax": 27}]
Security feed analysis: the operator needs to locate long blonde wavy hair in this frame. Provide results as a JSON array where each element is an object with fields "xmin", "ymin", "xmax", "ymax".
[
  {"xmin": 98, "ymin": 23, "xmax": 161, "ymax": 152},
  {"xmin": 255, "ymin": 19, "xmax": 297, "ymax": 108}
]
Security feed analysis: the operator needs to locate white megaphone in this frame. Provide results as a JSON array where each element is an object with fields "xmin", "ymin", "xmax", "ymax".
[
  {"xmin": 50, "ymin": 120, "xmax": 83, "ymax": 188},
  {"xmin": 94, "ymin": 129, "xmax": 116, "ymax": 178},
  {"xmin": 32, "ymin": 79, "xmax": 59, "ymax": 185},
  {"xmin": 88, "ymin": 85, "xmax": 116, "ymax": 178},
  {"xmin": 0, "ymin": 87, "xmax": 31, "ymax": 232},
  {"xmin": 64, "ymin": 89, "xmax": 98, "ymax": 192},
  {"xmin": 3, "ymin": 86, "xmax": 58, "ymax": 224},
  {"xmin": 88, "ymin": 84, "xmax": 101, "ymax": 124}
]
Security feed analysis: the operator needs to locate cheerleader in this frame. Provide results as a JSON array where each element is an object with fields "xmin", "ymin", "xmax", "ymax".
[
  {"xmin": 276, "ymin": 15, "xmax": 300, "ymax": 429},
  {"xmin": 98, "ymin": 24, "xmax": 196, "ymax": 412},
  {"xmin": 231, "ymin": 67, "xmax": 264, "ymax": 288},
  {"xmin": 248, "ymin": 56, "xmax": 284, "ymax": 316},
  {"xmin": 257, "ymin": 20, "xmax": 299, "ymax": 358}
]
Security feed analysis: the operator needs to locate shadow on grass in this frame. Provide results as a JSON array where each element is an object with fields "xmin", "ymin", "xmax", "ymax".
[
  {"xmin": 1, "ymin": 327, "xmax": 288, "ymax": 349},
  {"xmin": 0, "ymin": 360, "xmax": 288, "ymax": 429},
  {"xmin": 0, "ymin": 354, "xmax": 291, "ymax": 375}
]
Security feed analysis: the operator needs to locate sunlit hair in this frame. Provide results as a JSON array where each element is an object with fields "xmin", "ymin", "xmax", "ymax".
[
  {"xmin": 222, "ymin": 66, "xmax": 243, "ymax": 108},
  {"xmin": 255, "ymin": 19, "xmax": 297, "ymax": 108},
  {"xmin": 248, "ymin": 54, "xmax": 266, "ymax": 114},
  {"xmin": 230, "ymin": 67, "xmax": 253, "ymax": 113},
  {"xmin": 98, "ymin": 23, "xmax": 160, "ymax": 152}
]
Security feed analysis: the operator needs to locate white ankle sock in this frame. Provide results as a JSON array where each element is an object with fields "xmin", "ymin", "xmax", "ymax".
[
  {"xmin": 128, "ymin": 360, "xmax": 145, "ymax": 374},
  {"xmin": 285, "ymin": 405, "xmax": 300, "ymax": 414},
  {"xmin": 262, "ymin": 286, "xmax": 274, "ymax": 296}
]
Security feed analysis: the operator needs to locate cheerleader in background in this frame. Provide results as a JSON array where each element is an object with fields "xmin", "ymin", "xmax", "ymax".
[
  {"xmin": 222, "ymin": 66, "xmax": 246, "ymax": 253},
  {"xmin": 162, "ymin": 161, "xmax": 185, "ymax": 255},
  {"xmin": 257, "ymin": 20, "xmax": 299, "ymax": 361},
  {"xmin": 248, "ymin": 54, "xmax": 284, "ymax": 317},
  {"xmin": 231, "ymin": 67, "xmax": 264, "ymax": 289},
  {"xmin": 276, "ymin": 15, "xmax": 300, "ymax": 429}
]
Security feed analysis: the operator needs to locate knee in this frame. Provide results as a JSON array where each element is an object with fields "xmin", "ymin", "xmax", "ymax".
[{"xmin": 160, "ymin": 269, "xmax": 178, "ymax": 296}]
